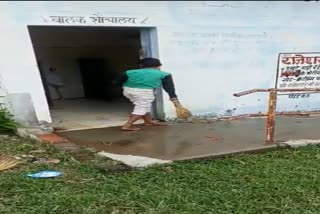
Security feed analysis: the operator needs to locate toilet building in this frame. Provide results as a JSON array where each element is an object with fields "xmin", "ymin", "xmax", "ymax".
[{"xmin": 1, "ymin": 1, "xmax": 320, "ymax": 130}]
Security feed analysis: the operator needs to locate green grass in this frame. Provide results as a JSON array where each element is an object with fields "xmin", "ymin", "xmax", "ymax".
[{"xmin": 1, "ymin": 137, "xmax": 320, "ymax": 214}]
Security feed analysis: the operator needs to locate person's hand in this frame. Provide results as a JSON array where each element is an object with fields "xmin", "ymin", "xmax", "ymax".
[{"xmin": 170, "ymin": 98, "xmax": 180, "ymax": 106}]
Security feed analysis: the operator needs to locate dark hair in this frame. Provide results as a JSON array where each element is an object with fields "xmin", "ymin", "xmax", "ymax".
[
  {"xmin": 139, "ymin": 58, "xmax": 162, "ymax": 68},
  {"xmin": 49, "ymin": 67, "xmax": 56, "ymax": 71}
]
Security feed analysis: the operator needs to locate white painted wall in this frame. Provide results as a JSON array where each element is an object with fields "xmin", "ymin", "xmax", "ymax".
[
  {"xmin": 0, "ymin": 74, "xmax": 7, "ymax": 97},
  {"xmin": 1, "ymin": 1, "xmax": 320, "ymax": 123}
]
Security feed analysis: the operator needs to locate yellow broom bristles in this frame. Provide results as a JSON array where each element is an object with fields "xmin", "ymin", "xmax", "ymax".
[
  {"xmin": 0, "ymin": 157, "xmax": 21, "ymax": 172},
  {"xmin": 175, "ymin": 102, "xmax": 192, "ymax": 119}
]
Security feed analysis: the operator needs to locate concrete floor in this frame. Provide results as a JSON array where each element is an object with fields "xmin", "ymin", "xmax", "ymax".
[
  {"xmin": 50, "ymin": 99, "xmax": 132, "ymax": 130},
  {"xmin": 56, "ymin": 116, "xmax": 320, "ymax": 161}
]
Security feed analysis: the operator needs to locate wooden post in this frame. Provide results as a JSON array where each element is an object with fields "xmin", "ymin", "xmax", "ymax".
[{"xmin": 266, "ymin": 90, "xmax": 277, "ymax": 143}]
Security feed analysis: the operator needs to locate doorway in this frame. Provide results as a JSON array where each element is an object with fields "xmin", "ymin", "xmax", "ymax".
[{"xmin": 28, "ymin": 26, "xmax": 163, "ymax": 130}]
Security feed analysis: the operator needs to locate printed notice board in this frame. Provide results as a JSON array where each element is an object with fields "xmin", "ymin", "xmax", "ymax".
[{"xmin": 276, "ymin": 53, "xmax": 320, "ymax": 98}]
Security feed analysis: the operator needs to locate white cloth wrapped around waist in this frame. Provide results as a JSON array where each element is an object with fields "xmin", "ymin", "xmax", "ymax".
[{"xmin": 123, "ymin": 87, "xmax": 155, "ymax": 115}]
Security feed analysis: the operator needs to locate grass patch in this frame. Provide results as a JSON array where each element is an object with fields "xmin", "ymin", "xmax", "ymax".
[{"xmin": 1, "ymin": 137, "xmax": 320, "ymax": 213}]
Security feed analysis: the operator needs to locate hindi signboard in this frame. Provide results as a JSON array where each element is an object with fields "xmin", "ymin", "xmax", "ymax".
[
  {"xmin": 40, "ymin": 14, "xmax": 149, "ymax": 26},
  {"xmin": 276, "ymin": 52, "xmax": 320, "ymax": 98}
]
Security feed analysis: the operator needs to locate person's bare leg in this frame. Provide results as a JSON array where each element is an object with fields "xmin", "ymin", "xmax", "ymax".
[
  {"xmin": 55, "ymin": 87, "xmax": 64, "ymax": 100},
  {"xmin": 121, "ymin": 114, "xmax": 143, "ymax": 131},
  {"xmin": 143, "ymin": 113, "xmax": 168, "ymax": 126},
  {"xmin": 142, "ymin": 113, "xmax": 152, "ymax": 125}
]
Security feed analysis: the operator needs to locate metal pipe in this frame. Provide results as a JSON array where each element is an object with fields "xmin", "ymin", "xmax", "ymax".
[
  {"xmin": 233, "ymin": 87, "xmax": 320, "ymax": 143},
  {"xmin": 233, "ymin": 88, "xmax": 320, "ymax": 97},
  {"xmin": 266, "ymin": 90, "xmax": 277, "ymax": 143}
]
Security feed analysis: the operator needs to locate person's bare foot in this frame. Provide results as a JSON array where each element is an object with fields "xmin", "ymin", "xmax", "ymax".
[{"xmin": 121, "ymin": 126, "xmax": 141, "ymax": 131}]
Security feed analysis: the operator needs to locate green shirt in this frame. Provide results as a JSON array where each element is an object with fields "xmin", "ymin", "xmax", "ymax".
[{"xmin": 123, "ymin": 68, "xmax": 170, "ymax": 89}]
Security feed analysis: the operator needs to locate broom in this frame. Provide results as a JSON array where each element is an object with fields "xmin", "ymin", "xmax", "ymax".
[
  {"xmin": 172, "ymin": 100, "xmax": 192, "ymax": 120},
  {"xmin": 0, "ymin": 156, "xmax": 22, "ymax": 172}
]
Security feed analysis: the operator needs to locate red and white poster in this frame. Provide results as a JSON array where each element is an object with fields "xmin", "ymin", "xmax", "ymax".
[{"xmin": 276, "ymin": 53, "xmax": 320, "ymax": 98}]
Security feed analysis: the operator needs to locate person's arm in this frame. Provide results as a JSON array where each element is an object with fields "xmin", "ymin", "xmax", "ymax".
[
  {"xmin": 115, "ymin": 72, "xmax": 128, "ymax": 86},
  {"xmin": 161, "ymin": 74, "xmax": 178, "ymax": 101}
]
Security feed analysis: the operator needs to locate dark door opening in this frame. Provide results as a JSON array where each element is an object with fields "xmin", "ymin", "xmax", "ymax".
[{"xmin": 78, "ymin": 58, "xmax": 115, "ymax": 100}]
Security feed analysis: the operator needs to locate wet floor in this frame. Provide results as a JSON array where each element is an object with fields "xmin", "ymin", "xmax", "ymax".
[{"xmin": 56, "ymin": 117, "xmax": 320, "ymax": 160}]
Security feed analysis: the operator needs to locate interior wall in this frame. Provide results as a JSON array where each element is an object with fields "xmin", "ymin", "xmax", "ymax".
[{"xmin": 35, "ymin": 46, "xmax": 139, "ymax": 99}]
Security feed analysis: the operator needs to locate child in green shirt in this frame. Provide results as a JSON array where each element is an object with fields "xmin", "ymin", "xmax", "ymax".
[{"xmin": 119, "ymin": 58, "xmax": 179, "ymax": 131}]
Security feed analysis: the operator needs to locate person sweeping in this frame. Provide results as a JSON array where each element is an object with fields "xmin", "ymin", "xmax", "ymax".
[{"xmin": 118, "ymin": 57, "xmax": 191, "ymax": 131}]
